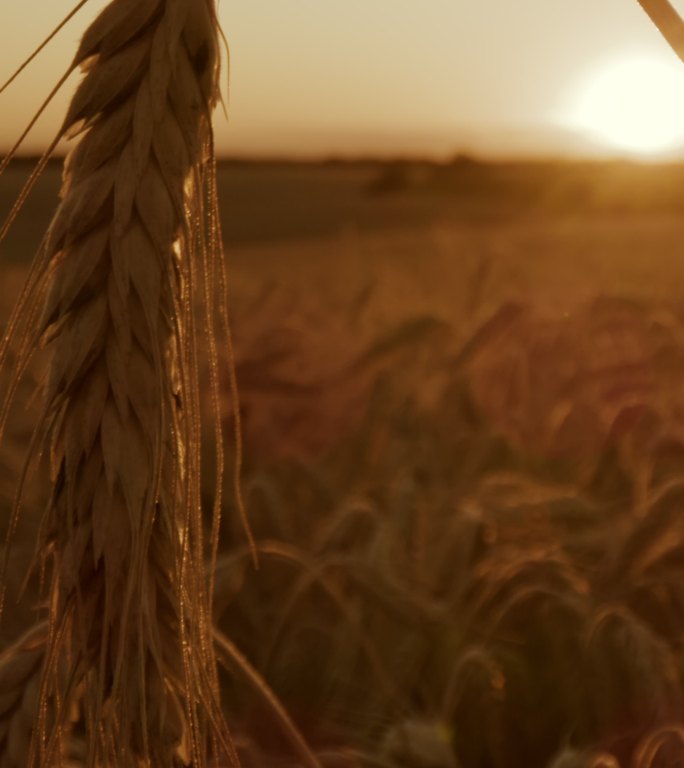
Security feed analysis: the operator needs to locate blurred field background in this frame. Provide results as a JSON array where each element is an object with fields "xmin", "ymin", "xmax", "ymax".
[{"xmin": 5, "ymin": 157, "xmax": 684, "ymax": 766}]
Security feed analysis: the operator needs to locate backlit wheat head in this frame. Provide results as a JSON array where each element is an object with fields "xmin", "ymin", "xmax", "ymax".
[{"xmin": 0, "ymin": 0, "xmax": 241, "ymax": 765}]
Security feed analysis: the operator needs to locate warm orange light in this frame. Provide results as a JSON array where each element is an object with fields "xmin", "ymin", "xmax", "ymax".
[{"xmin": 564, "ymin": 55, "xmax": 684, "ymax": 156}]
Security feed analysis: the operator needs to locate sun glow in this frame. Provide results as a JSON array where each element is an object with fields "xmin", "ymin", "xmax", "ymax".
[{"xmin": 565, "ymin": 56, "xmax": 684, "ymax": 156}]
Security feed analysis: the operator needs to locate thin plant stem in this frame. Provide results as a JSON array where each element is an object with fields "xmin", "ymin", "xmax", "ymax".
[{"xmin": 637, "ymin": 0, "xmax": 684, "ymax": 63}]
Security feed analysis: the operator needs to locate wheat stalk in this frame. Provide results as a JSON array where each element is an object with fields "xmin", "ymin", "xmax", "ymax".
[
  {"xmin": 213, "ymin": 628, "xmax": 323, "ymax": 768},
  {"xmin": 0, "ymin": 0, "xmax": 242, "ymax": 765},
  {"xmin": 636, "ymin": 0, "xmax": 684, "ymax": 62},
  {"xmin": 0, "ymin": 624, "xmax": 49, "ymax": 768}
]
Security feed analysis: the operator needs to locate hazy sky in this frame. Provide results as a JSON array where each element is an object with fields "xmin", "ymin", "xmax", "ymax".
[{"xmin": 1, "ymin": 0, "xmax": 684, "ymax": 157}]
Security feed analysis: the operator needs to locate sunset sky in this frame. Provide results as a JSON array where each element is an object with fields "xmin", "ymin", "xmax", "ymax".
[{"xmin": 2, "ymin": 0, "xmax": 684, "ymax": 158}]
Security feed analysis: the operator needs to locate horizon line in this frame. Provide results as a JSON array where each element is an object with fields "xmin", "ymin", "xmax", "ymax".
[{"xmin": 3, "ymin": 150, "xmax": 684, "ymax": 165}]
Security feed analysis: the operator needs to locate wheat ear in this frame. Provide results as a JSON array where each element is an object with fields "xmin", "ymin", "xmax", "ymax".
[{"xmin": 0, "ymin": 0, "xmax": 238, "ymax": 765}]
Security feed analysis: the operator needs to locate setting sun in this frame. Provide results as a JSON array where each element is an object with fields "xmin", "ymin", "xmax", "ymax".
[{"xmin": 565, "ymin": 55, "xmax": 684, "ymax": 156}]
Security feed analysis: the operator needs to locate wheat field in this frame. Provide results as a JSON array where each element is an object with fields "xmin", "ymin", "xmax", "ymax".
[
  {"xmin": 4, "ymin": 1, "xmax": 684, "ymax": 767},
  {"xmin": 5, "ymin": 154, "xmax": 684, "ymax": 766}
]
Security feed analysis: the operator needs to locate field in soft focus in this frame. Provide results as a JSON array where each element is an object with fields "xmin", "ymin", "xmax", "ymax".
[{"xmin": 4, "ymin": 158, "xmax": 684, "ymax": 766}]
